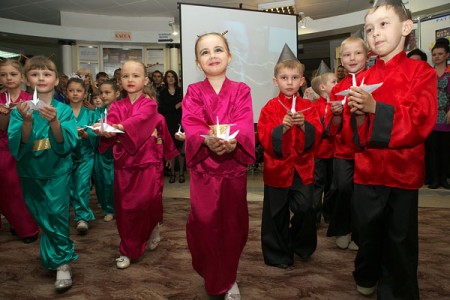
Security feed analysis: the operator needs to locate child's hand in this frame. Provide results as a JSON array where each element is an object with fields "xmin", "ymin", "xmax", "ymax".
[
  {"xmin": 291, "ymin": 112, "xmax": 305, "ymax": 127},
  {"xmin": 446, "ymin": 111, "xmax": 450, "ymax": 124},
  {"xmin": 17, "ymin": 102, "xmax": 32, "ymax": 121},
  {"xmin": 112, "ymin": 124, "xmax": 125, "ymax": 132},
  {"xmin": 165, "ymin": 158, "xmax": 174, "ymax": 169},
  {"xmin": 331, "ymin": 101, "xmax": 343, "ymax": 115},
  {"xmin": 83, "ymin": 100, "xmax": 96, "ymax": 110},
  {"xmin": 348, "ymin": 86, "xmax": 376, "ymax": 114},
  {"xmin": 92, "ymin": 123, "xmax": 117, "ymax": 138},
  {"xmin": 175, "ymin": 132, "xmax": 185, "ymax": 142},
  {"xmin": 282, "ymin": 113, "xmax": 293, "ymax": 133},
  {"xmin": 77, "ymin": 128, "xmax": 87, "ymax": 139},
  {"xmin": 223, "ymin": 139, "xmax": 237, "ymax": 154},
  {"xmin": 205, "ymin": 136, "xmax": 222, "ymax": 154},
  {"xmin": 39, "ymin": 106, "xmax": 58, "ymax": 123},
  {"xmin": 0, "ymin": 105, "xmax": 10, "ymax": 115}
]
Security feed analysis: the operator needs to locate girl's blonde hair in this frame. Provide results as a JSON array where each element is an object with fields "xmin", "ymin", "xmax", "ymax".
[
  {"xmin": 194, "ymin": 32, "xmax": 231, "ymax": 61},
  {"xmin": 76, "ymin": 67, "xmax": 95, "ymax": 87},
  {"xmin": 0, "ymin": 59, "xmax": 24, "ymax": 73},
  {"xmin": 122, "ymin": 59, "xmax": 147, "ymax": 75},
  {"xmin": 143, "ymin": 85, "xmax": 157, "ymax": 101},
  {"xmin": 24, "ymin": 56, "xmax": 58, "ymax": 76}
]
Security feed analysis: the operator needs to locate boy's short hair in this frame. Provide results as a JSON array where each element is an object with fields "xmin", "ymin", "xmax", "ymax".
[
  {"xmin": 311, "ymin": 72, "xmax": 335, "ymax": 95},
  {"xmin": 274, "ymin": 60, "xmax": 305, "ymax": 77},
  {"xmin": 310, "ymin": 76, "xmax": 322, "ymax": 95},
  {"xmin": 24, "ymin": 56, "xmax": 58, "ymax": 77},
  {"xmin": 340, "ymin": 36, "xmax": 369, "ymax": 56},
  {"xmin": 366, "ymin": 3, "xmax": 412, "ymax": 46},
  {"xmin": 96, "ymin": 71, "xmax": 108, "ymax": 81}
]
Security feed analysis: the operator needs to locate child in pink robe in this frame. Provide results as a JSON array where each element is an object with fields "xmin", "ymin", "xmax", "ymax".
[
  {"xmin": 182, "ymin": 32, "xmax": 255, "ymax": 299},
  {"xmin": 0, "ymin": 59, "xmax": 39, "ymax": 243},
  {"xmin": 96, "ymin": 60, "xmax": 178, "ymax": 269}
]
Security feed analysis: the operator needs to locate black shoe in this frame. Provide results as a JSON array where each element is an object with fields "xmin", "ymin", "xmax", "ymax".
[
  {"xmin": 297, "ymin": 253, "xmax": 312, "ymax": 261},
  {"xmin": 179, "ymin": 175, "xmax": 185, "ymax": 183},
  {"xmin": 169, "ymin": 175, "xmax": 176, "ymax": 183},
  {"xmin": 23, "ymin": 233, "xmax": 38, "ymax": 244},
  {"xmin": 267, "ymin": 263, "xmax": 293, "ymax": 269},
  {"xmin": 428, "ymin": 183, "xmax": 439, "ymax": 189},
  {"xmin": 440, "ymin": 181, "xmax": 450, "ymax": 189},
  {"xmin": 10, "ymin": 227, "xmax": 17, "ymax": 236}
]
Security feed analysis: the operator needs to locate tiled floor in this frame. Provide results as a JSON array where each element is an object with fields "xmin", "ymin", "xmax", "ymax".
[{"xmin": 163, "ymin": 170, "xmax": 450, "ymax": 208}]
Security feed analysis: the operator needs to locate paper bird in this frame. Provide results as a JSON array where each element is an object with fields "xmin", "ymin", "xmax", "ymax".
[
  {"xmin": 200, "ymin": 116, "xmax": 239, "ymax": 141},
  {"xmin": 86, "ymin": 123, "xmax": 124, "ymax": 133},
  {"xmin": 175, "ymin": 123, "xmax": 184, "ymax": 137},
  {"xmin": 4, "ymin": 92, "xmax": 11, "ymax": 108},
  {"xmin": 335, "ymin": 74, "xmax": 383, "ymax": 98},
  {"xmin": 25, "ymin": 87, "xmax": 46, "ymax": 110}
]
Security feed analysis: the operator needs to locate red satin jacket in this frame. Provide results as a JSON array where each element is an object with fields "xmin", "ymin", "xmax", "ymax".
[
  {"xmin": 258, "ymin": 93, "xmax": 323, "ymax": 188},
  {"xmin": 341, "ymin": 51, "xmax": 437, "ymax": 189}
]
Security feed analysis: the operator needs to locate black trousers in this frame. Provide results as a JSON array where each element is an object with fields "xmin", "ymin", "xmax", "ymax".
[
  {"xmin": 313, "ymin": 158, "xmax": 335, "ymax": 224},
  {"xmin": 261, "ymin": 172, "xmax": 317, "ymax": 266},
  {"xmin": 352, "ymin": 184, "xmax": 419, "ymax": 300},
  {"xmin": 426, "ymin": 131, "xmax": 450, "ymax": 186},
  {"xmin": 326, "ymin": 158, "xmax": 356, "ymax": 242}
]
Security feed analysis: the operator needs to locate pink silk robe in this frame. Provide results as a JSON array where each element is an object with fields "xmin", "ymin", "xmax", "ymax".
[
  {"xmin": 0, "ymin": 91, "xmax": 39, "ymax": 237},
  {"xmin": 182, "ymin": 78, "xmax": 255, "ymax": 295},
  {"xmin": 341, "ymin": 52, "xmax": 437, "ymax": 189},
  {"xmin": 99, "ymin": 95, "xmax": 178, "ymax": 260}
]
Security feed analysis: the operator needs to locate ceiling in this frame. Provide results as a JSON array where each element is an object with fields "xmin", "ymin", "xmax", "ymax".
[{"xmin": 0, "ymin": 0, "xmax": 372, "ymax": 25}]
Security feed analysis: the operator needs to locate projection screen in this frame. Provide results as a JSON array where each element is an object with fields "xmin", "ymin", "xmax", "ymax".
[{"xmin": 180, "ymin": 3, "xmax": 298, "ymax": 121}]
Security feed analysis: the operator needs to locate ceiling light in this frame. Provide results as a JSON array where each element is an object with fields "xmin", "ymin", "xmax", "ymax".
[
  {"xmin": 0, "ymin": 49, "xmax": 20, "ymax": 59},
  {"xmin": 258, "ymin": 0, "xmax": 296, "ymax": 15},
  {"xmin": 169, "ymin": 21, "xmax": 179, "ymax": 36}
]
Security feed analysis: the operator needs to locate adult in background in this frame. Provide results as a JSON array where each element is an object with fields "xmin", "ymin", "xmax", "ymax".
[{"xmin": 158, "ymin": 70, "xmax": 185, "ymax": 183}]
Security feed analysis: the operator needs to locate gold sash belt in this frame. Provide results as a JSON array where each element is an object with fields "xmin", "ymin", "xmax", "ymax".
[{"xmin": 33, "ymin": 138, "xmax": 51, "ymax": 151}]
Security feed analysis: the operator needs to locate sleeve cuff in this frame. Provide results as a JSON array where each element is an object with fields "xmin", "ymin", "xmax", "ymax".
[{"xmin": 370, "ymin": 101, "xmax": 394, "ymax": 147}]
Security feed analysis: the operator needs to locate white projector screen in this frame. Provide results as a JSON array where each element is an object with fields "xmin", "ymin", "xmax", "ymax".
[{"xmin": 180, "ymin": 3, "xmax": 298, "ymax": 122}]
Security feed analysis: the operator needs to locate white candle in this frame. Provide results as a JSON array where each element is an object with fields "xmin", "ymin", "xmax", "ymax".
[{"xmin": 291, "ymin": 96, "xmax": 296, "ymax": 114}]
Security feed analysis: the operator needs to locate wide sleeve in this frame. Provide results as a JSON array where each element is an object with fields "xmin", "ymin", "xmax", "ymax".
[
  {"xmin": 117, "ymin": 100, "xmax": 159, "ymax": 156},
  {"xmin": 373, "ymin": 66, "xmax": 437, "ymax": 149},
  {"xmin": 229, "ymin": 83, "xmax": 255, "ymax": 165},
  {"xmin": 258, "ymin": 100, "xmax": 292, "ymax": 159},
  {"xmin": 86, "ymin": 109, "xmax": 99, "ymax": 151},
  {"xmin": 7, "ymin": 110, "xmax": 34, "ymax": 160},
  {"xmin": 182, "ymin": 85, "xmax": 211, "ymax": 168},
  {"xmin": 49, "ymin": 105, "xmax": 78, "ymax": 155},
  {"xmin": 300, "ymin": 104, "xmax": 322, "ymax": 153},
  {"xmin": 160, "ymin": 116, "xmax": 179, "ymax": 161},
  {"xmin": 98, "ymin": 102, "xmax": 123, "ymax": 154}
]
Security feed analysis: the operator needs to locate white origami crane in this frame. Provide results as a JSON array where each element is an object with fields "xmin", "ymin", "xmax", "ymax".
[
  {"xmin": 335, "ymin": 73, "xmax": 383, "ymax": 105},
  {"xmin": 25, "ymin": 87, "xmax": 47, "ymax": 110},
  {"xmin": 4, "ymin": 92, "xmax": 11, "ymax": 108},
  {"xmin": 278, "ymin": 99, "xmax": 312, "ymax": 114},
  {"xmin": 175, "ymin": 123, "xmax": 184, "ymax": 137},
  {"xmin": 201, "ymin": 116, "xmax": 239, "ymax": 141},
  {"xmin": 86, "ymin": 108, "xmax": 124, "ymax": 133}
]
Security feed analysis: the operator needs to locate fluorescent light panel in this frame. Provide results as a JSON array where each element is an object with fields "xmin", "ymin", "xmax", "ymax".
[{"xmin": 0, "ymin": 50, "xmax": 20, "ymax": 59}]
